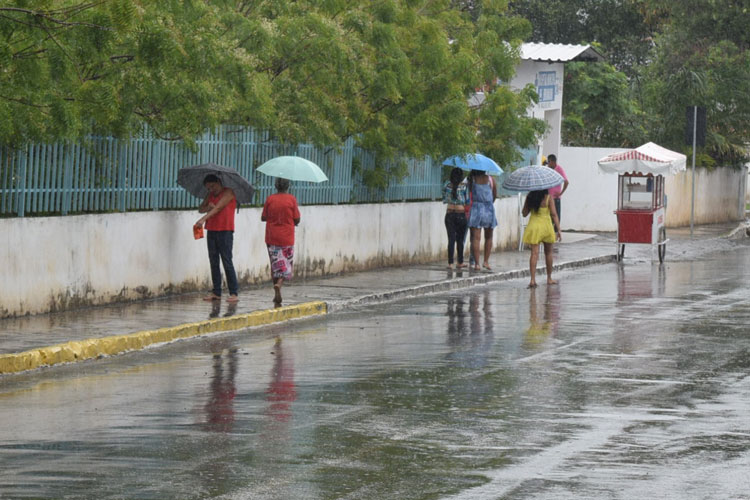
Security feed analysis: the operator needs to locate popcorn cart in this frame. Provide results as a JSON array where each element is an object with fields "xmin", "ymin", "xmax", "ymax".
[{"xmin": 597, "ymin": 143, "xmax": 687, "ymax": 263}]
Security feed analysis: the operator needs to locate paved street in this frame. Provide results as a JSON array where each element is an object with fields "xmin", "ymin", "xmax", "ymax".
[{"xmin": 1, "ymin": 235, "xmax": 749, "ymax": 499}]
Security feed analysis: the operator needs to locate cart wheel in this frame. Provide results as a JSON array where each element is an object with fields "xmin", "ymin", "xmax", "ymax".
[
  {"xmin": 658, "ymin": 227, "xmax": 666, "ymax": 263},
  {"xmin": 618, "ymin": 244, "xmax": 625, "ymax": 261}
]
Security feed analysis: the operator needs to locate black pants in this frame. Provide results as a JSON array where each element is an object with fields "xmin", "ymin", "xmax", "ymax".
[{"xmin": 444, "ymin": 212, "xmax": 468, "ymax": 264}]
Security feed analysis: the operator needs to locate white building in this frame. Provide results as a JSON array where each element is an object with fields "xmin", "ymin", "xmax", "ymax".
[{"xmin": 514, "ymin": 43, "xmax": 604, "ymax": 163}]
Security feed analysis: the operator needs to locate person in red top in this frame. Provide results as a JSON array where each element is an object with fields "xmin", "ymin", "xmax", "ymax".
[
  {"xmin": 261, "ymin": 178, "xmax": 300, "ymax": 306},
  {"xmin": 545, "ymin": 154, "xmax": 569, "ymax": 231},
  {"xmin": 196, "ymin": 174, "xmax": 239, "ymax": 302}
]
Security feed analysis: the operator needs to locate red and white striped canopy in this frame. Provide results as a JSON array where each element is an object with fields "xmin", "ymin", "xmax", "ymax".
[{"xmin": 597, "ymin": 142, "xmax": 686, "ymax": 175}]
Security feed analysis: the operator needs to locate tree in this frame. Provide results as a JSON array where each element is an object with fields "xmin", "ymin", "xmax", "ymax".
[
  {"xmin": 0, "ymin": 1, "xmax": 261, "ymax": 146},
  {"xmin": 1, "ymin": 0, "xmax": 546, "ymax": 175},
  {"xmin": 507, "ymin": 0, "xmax": 656, "ymax": 76},
  {"xmin": 478, "ymin": 84, "xmax": 547, "ymax": 166},
  {"xmin": 505, "ymin": 0, "xmax": 656, "ymax": 150},
  {"xmin": 225, "ymin": 0, "xmax": 536, "ymax": 162},
  {"xmin": 641, "ymin": 0, "xmax": 750, "ymax": 166},
  {"xmin": 562, "ymin": 61, "xmax": 647, "ymax": 147}
]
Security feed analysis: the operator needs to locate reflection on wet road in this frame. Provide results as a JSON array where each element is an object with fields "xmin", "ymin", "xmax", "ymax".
[{"xmin": 2, "ymin": 246, "xmax": 750, "ymax": 499}]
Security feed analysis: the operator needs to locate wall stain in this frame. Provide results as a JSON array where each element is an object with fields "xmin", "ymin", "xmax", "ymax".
[{"xmin": 3, "ymin": 247, "xmax": 444, "ymax": 319}]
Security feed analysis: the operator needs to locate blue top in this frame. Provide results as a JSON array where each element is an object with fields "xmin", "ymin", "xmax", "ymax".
[
  {"xmin": 468, "ymin": 182, "xmax": 497, "ymax": 228},
  {"xmin": 442, "ymin": 181, "xmax": 469, "ymax": 205}
]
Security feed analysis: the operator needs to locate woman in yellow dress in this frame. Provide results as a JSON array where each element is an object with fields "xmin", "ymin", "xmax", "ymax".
[{"xmin": 522, "ymin": 189, "xmax": 562, "ymax": 288}]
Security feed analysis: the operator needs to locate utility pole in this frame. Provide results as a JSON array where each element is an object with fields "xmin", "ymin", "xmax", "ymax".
[
  {"xmin": 690, "ymin": 106, "xmax": 696, "ymax": 236},
  {"xmin": 686, "ymin": 106, "xmax": 706, "ymax": 237}
]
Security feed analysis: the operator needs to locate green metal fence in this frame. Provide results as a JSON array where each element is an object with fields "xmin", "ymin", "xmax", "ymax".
[{"xmin": 0, "ymin": 126, "xmax": 443, "ymax": 217}]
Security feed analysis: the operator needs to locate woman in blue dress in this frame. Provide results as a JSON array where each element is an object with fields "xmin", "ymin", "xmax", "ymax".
[{"xmin": 467, "ymin": 169, "xmax": 497, "ymax": 271}]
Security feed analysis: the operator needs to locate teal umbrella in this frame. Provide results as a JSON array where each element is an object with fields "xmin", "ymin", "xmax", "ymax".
[{"xmin": 256, "ymin": 156, "xmax": 328, "ymax": 183}]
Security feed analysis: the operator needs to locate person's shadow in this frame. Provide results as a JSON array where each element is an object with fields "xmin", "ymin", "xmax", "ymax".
[
  {"xmin": 209, "ymin": 301, "xmax": 239, "ymax": 318},
  {"xmin": 446, "ymin": 296, "xmax": 468, "ymax": 348},
  {"xmin": 523, "ymin": 287, "xmax": 560, "ymax": 348},
  {"xmin": 203, "ymin": 346, "xmax": 238, "ymax": 433},
  {"xmin": 264, "ymin": 337, "xmax": 297, "ymax": 424},
  {"xmin": 224, "ymin": 301, "xmax": 238, "ymax": 317},
  {"xmin": 209, "ymin": 301, "xmax": 221, "ymax": 318},
  {"xmin": 445, "ymin": 291, "xmax": 494, "ymax": 370}
]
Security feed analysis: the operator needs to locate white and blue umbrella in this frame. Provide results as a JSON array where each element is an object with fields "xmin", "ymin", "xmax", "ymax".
[
  {"xmin": 442, "ymin": 153, "xmax": 503, "ymax": 175},
  {"xmin": 502, "ymin": 165, "xmax": 564, "ymax": 192}
]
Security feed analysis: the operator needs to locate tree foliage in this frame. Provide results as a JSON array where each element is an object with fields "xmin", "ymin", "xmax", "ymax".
[
  {"xmin": 1, "ymin": 0, "xmax": 546, "ymax": 175},
  {"xmin": 507, "ymin": 0, "xmax": 655, "ymax": 75},
  {"xmin": 562, "ymin": 61, "xmax": 646, "ymax": 147},
  {"xmin": 510, "ymin": 0, "xmax": 750, "ymax": 166},
  {"xmin": 641, "ymin": 0, "xmax": 750, "ymax": 166},
  {"xmin": 506, "ymin": 0, "xmax": 657, "ymax": 151},
  {"xmin": 0, "ymin": 2, "xmax": 250, "ymax": 145}
]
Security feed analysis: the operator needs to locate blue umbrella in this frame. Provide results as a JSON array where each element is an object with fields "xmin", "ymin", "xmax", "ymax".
[
  {"xmin": 501, "ymin": 165, "xmax": 564, "ymax": 192},
  {"xmin": 443, "ymin": 154, "xmax": 503, "ymax": 175}
]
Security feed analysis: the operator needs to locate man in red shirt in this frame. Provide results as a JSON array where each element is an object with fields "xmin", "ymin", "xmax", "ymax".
[
  {"xmin": 196, "ymin": 175, "xmax": 239, "ymax": 302},
  {"xmin": 261, "ymin": 178, "xmax": 300, "ymax": 306}
]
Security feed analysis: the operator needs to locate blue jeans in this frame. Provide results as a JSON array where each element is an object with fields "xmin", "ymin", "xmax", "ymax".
[
  {"xmin": 207, "ymin": 231, "xmax": 238, "ymax": 296},
  {"xmin": 552, "ymin": 198, "xmax": 561, "ymax": 231}
]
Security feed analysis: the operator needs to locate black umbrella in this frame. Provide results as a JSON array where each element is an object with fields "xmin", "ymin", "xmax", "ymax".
[{"xmin": 177, "ymin": 163, "xmax": 255, "ymax": 204}]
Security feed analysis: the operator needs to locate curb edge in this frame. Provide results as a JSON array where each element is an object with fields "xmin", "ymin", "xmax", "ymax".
[
  {"xmin": 0, "ymin": 301, "xmax": 327, "ymax": 375},
  {"xmin": 326, "ymin": 254, "xmax": 617, "ymax": 313}
]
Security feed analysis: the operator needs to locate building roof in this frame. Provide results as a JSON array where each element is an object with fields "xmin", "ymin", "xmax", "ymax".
[{"xmin": 520, "ymin": 43, "xmax": 605, "ymax": 63}]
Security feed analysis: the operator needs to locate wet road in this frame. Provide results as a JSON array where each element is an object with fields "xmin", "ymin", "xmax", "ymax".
[{"xmin": 2, "ymin": 245, "xmax": 750, "ymax": 499}]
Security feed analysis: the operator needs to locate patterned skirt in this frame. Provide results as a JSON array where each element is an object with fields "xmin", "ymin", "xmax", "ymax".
[{"xmin": 267, "ymin": 245, "xmax": 294, "ymax": 279}]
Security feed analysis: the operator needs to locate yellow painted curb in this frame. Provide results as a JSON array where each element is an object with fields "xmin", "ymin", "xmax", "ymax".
[{"xmin": 0, "ymin": 301, "xmax": 327, "ymax": 375}]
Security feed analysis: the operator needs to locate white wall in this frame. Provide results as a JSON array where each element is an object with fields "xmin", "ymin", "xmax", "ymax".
[
  {"xmin": 558, "ymin": 146, "xmax": 746, "ymax": 231},
  {"xmin": 0, "ymin": 198, "xmax": 520, "ymax": 318}
]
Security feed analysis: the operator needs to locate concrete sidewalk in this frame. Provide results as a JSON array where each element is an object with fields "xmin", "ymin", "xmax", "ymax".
[{"xmin": 1, "ymin": 222, "xmax": 745, "ymax": 374}]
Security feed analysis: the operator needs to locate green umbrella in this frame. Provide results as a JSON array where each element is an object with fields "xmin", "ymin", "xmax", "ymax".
[{"xmin": 256, "ymin": 156, "xmax": 328, "ymax": 183}]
